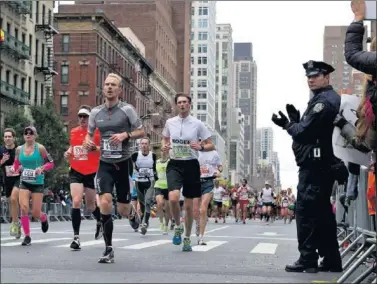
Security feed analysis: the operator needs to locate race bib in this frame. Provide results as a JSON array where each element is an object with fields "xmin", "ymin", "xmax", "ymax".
[
  {"xmin": 102, "ymin": 139, "xmax": 122, "ymax": 159},
  {"xmin": 232, "ymin": 192, "xmax": 237, "ymax": 199},
  {"xmin": 158, "ymin": 171, "xmax": 166, "ymax": 180},
  {"xmin": 200, "ymin": 164, "xmax": 210, "ymax": 176},
  {"xmin": 139, "ymin": 168, "xmax": 153, "ymax": 177},
  {"xmin": 22, "ymin": 168, "xmax": 36, "ymax": 182},
  {"xmin": 5, "ymin": 166, "xmax": 19, "ymax": 177},
  {"xmin": 73, "ymin": 146, "xmax": 88, "ymax": 161},
  {"xmin": 282, "ymin": 200, "xmax": 289, "ymax": 207},
  {"xmin": 172, "ymin": 144, "xmax": 191, "ymax": 159}
]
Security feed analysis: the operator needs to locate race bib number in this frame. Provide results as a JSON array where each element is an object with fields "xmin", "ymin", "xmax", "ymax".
[
  {"xmin": 5, "ymin": 166, "xmax": 19, "ymax": 177},
  {"xmin": 22, "ymin": 169, "xmax": 36, "ymax": 182},
  {"xmin": 73, "ymin": 146, "xmax": 88, "ymax": 161},
  {"xmin": 102, "ymin": 139, "xmax": 122, "ymax": 159},
  {"xmin": 172, "ymin": 144, "xmax": 191, "ymax": 159},
  {"xmin": 200, "ymin": 165, "xmax": 210, "ymax": 176},
  {"xmin": 232, "ymin": 192, "xmax": 237, "ymax": 199},
  {"xmin": 139, "ymin": 168, "xmax": 152, "ymax": 177}
]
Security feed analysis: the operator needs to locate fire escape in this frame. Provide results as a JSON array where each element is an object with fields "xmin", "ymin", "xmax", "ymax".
[
  {"xmin": 0, "ymin": 0, "xmax": 31, "ymax": 105},
  {"xmin": 34, "ymin": 11, "xmax": 59, "ymax": 98}
]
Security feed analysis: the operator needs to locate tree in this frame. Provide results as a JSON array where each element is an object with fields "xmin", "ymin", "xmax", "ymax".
[
  {"xmin": 3, "ymin": 107, "xmax": 31, "ymax": 144},
  {"xmin": 29, "ymin": 97, "xmax": 69, "ymax": 191}
]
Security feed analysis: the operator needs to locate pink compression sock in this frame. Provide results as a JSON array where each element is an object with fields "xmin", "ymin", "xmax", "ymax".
[
  {"xmin": 40, "ymin": 213, "xmax": 47, "ymax": 222},
  {"xmin": 21, "ymin": 215, "xmax": 30, "ymax": 236}
]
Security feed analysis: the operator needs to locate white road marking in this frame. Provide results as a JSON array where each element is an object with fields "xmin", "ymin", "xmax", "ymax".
[
  {"xmin": 204, "ymin": 226, "xmax": 230, "ymax": 234},
  {"xmin": 192, "ymin": 241, "xmax": 228, "ymax": 252},
  {"xmin": 1, "ymin": 237, "xmax": 16, "ymax": 241},
  {"xmin": 1, "ymin": 238, "xmax": 71, "ymax": 247},
  {"xmin": 250, "ymin": 242, "xmax": 278, "ymax": 254},
  {"xmin": 120, "ymin": 239, "xmax": 171, "ymax": 250},
  {"xmin": 259, "ymin": 232, "xmax": 278, "ymax": 236},
  {"xmin": 205, "ymin": 235, "xmax": 296, "ymax": 241},
  {"xmin": 54, "ymin": 238, "xmax": 127, "ymax": 248}
]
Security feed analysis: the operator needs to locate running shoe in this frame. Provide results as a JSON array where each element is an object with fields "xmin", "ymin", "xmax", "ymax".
[{"xmin": 98, "ymin": 246, "xmax": 114, "ymax": 263}]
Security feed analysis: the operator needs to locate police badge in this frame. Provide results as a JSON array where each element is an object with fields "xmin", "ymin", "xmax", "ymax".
[{"xmin": 313, "ymin": 103, "xmax": 325, "ymax": 113}]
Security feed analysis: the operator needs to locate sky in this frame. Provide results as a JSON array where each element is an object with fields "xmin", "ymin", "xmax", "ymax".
[
  {"xmin": 56, "ymin": 1, "xmax": 360, "ymax": 192},
  {"xmin": 216, "ymin": 1, "xmax": 359, "ymax": 192}
]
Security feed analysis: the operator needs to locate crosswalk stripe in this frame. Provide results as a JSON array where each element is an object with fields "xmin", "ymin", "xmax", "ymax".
[
  {"xmin": 192, "ymin": 241, "xmax": 228, "ymax": 252},
  {"xmin": 1, "ymin": 238, "xmax": 71, "ymax": 247},
  {"xmin": 250, "ymin": 242, "xmax": 278, "ymax": 254},
  {"xmin": 54, "ymin": 238, "xmax": 128, "ymax": 248},
  {"xmin": 120, "ymin": 239, "xmax": 171, "ymax": 250},
  {"xmin": 1, "ymin": 237, "xmax": 16, "ymax": 242}
]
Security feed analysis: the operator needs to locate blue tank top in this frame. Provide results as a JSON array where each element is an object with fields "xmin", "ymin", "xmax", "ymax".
[{"xmin": 19, "ymin": 144, "xmax": 44, "ymax": 185}]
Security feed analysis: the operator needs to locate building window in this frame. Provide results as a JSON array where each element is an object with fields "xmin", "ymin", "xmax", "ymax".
[
  {"xmin": 197, "ymin": 79, "xmax": 207, "ymax": 88},
  {"xmin": 60, "ymin": 95, "xmax": 68, "ymax": 115},
  {"xmin": 61, "ymin": 65, "xmax": 69, "ymax": 84},
  {"xmin": 191, "ymin": 7, "xmax": 195, "ymax": 15},
  {"xmin": 197, "ymin": 91, "xmax": 207, "ymax": 99},
  {"xmin": 198, "ymin": 32, "xmax": 208, "ymax": 40},
  {"xmin": 197, "ymin": 113, "xmax": 207, "ymax": 122},
  {"xmin": 198, "ymin": 57, "xmax": 207, "ymax": 64},
  {"xmin": 198, "ymin": 44, "xmax": 207, "ymax": 53},
  {"xmin": 198, "ymin": 7, "xmax": 208, "ymax": 15},
  {"xmin": 197, "ymin": 103, "xmax": 207, "ymax": 111},
  {"xmin": 197, "ymin": 68, "xmax": 207, "ymax": 76},
  {"xmin": 198, "ymin": 19, "xmax": 208, "ymax": 28},
  {"xmin": 62, "ymin": 34, "xmax": 70, "ymax": 52}
]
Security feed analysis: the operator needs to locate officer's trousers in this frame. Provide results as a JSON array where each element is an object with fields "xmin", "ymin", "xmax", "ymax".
[{"xmin": 295, "ymin": 167, "xmax": 341, "ymax": 265}]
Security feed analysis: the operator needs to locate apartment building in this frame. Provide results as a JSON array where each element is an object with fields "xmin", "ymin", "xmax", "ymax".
[
  {"xmin": 190, "ymin": 0, "xmax": 217, "ymax": 131},
  {"xmin": 59, "ymin": 0, "xmax": 191, "ymax": 95},
  {"xmin": 229, "ymin": 107, "xmax": 245, "ymax": 184},
  {"xmin": 0, "ymin": 0, "xmax": 58, "ymax": 128},
  {"xmin": 53, "ymin": 13, "xmax": 174, "ymax": 147}
]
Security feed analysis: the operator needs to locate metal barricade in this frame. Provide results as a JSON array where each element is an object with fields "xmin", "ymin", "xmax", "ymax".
[
  {"xmin": 0, "ymin": 200, "xmax": 10, "ymax": 223},
  {"xmin": 336, "ymin": 167, "xmax": 376, "ymax": 284}
]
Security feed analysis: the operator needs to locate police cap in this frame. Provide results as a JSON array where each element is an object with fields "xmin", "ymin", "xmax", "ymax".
[{"xmin": 303, "ymin": 60, "xmax": 335, "ymax": 77}]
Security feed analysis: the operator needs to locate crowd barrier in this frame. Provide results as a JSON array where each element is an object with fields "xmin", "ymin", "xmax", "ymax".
[
  {"xmin": 0, "ymin": 201, "xmax": 119, "ymax": 223},
  {"xmin": 335, "ymin": 166, "xmax": 376, "ymax": 284}
]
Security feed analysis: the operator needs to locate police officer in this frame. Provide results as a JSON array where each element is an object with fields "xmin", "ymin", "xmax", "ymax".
[{"xmin": 271, "ymin": 60, "xmax": 342, "ymax": 273}]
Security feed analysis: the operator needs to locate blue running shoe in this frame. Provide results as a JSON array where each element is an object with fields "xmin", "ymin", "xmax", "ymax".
[
  {"xmin": 182, "ymin": 237, "xmax": 192, "ymax": 252},
  {"xmin": 172, "ymin": 224, "xmax": 183, "ymax": 245}
]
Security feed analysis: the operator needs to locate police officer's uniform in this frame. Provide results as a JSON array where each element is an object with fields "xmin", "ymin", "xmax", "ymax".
[{"xmin": 273, "ymin": 61, "xmax": 343, "ymax": 273}]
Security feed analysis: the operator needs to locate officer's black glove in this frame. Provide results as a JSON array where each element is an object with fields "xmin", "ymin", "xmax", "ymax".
[
  {"xmin": 286, "ymin": 104, "xmax": 301, "ymax": 122},
  {"xmin": 271, "ymin": 111, "xmax": 289, "ymax": 129},
  {"xmin": 333, "ymin": 113, "xmax": 348, "ymax": 129}
]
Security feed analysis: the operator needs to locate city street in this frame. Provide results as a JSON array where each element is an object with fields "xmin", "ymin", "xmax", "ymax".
[{"xmin": 1, "ymin": 218, "xmax": 343, "ymax": 283}]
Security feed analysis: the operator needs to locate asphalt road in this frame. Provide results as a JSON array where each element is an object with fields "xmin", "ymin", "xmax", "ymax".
[{"xmin": 1, "ymin": 218, "xmax": 343, "ymax": 283}]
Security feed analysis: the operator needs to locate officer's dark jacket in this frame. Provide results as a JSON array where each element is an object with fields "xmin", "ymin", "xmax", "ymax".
[
  {"xmin": 287, "ymin": 86, "xmax": 340, "ymax": 168},
  {"xmin": 344, "ymin": 21, "xmax": 376, "ymax": 78}
]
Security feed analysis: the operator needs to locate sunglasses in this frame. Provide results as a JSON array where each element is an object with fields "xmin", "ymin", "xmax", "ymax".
[
  {"xmin": 24, "ymin": 131, "xmax": 34, "ymax": 136},
  {"xmin": 78, "ymin": 115, "xmax": 88, "ymax": 119}
]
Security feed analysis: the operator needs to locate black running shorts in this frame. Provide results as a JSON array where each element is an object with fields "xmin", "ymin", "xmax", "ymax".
[
  {"xmin": 69, "ymin": 168, "xmax": 96, "ymax": 189},
  {"xmin": 166, "ymin": 159, "xmax": 201, "ymax": 199},
  {"xmin": 95, "ymin": 159, "xmax": 131, "ymax": 204}
]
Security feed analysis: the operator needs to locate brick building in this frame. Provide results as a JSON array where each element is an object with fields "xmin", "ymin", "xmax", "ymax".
[
  {"xmin": 53, "ymin": 13, "xmax": 173, "ymax": 147},
  {"xmin": 58, "ymin": 0, "xmax": 191, "ymax": 95}
]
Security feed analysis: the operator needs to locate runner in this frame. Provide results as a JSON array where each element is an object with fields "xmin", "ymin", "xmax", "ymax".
[
  {"xmin": 0, "ymin": 128, "xmax": 21, "ymax": 238},
  {"xmin": 237, "ymin": 179, "xmax": 250, "ymax": 224},
  {"xmin": 280, "ymin": 189, "xmax": 290, "ymax": 224},
  {"xmin": 64, "ymin": 105, "xmax": 102, "ymax": 250},
  {"xmin": 194, "ymin": 148, "xmax": 222, "ymax": 245},
  {"xmin": 131, "ymin": 137, "xmax": 157, "ymax": 235},
  {"xmin": 12, "ymin": 126, "xmax": 54, "ymax": 245},
  {"xmin": 154, "ymin": 149, "xmax": 170, "ymax": 235},
  {"xmin": 130, "ymin": 171, "xmax": 139, "ymax": 231},
  {"xmin": 287, "ymin": 188, "xmax": 296, "ymax": 223},
  {"xmin": 260, "ymin": 181, "xmax": 275, "ymax": 223},
  {"xmin": 247, "ymin": 192, "xmax": 257, "ymax": 220},
  {"xmin": 231, "ymin": 183, "xmax": 239, "ymax": 222},
  {"xmin": 162, "ymin": 93, "xmax": 214, "ymax": 251},
  {"xmin": 212, "ymin": 180, "xmax": 225, "ymax": 223},
  {"xmin": 85, "ymin": 73, "xmax": 143, "ymax": 263},
  {"xmin": 221, "ymin": 185, "xmax": 231, "ymax": 223}
]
